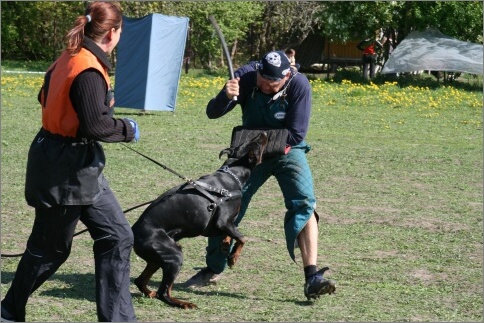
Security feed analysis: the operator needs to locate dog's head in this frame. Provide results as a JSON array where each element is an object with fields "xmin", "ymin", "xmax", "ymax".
[{"xmin": 219, "ymin": 132, "xmax": 268, "ymax": 167}]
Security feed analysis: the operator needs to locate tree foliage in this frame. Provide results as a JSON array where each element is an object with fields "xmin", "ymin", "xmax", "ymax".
[
  {"xmin": 251, "ymin": 2, "xmax": 323, "ymax": 57},
  {"xmin": 1, "ymin": 1, "xmax": 86, "ymax": 61},
  {"xmin": 320, "ymin": 1, "xmax": 483, "ymax": 43},
  {"xmin": 320, "ymin": 1, "xmax": 395, "ymax": 42},
  {"xmin": 163, "ymin": 1, "xmax": 264, "ymax": 68},
  {"xmin": 1, "ymin": 1, "xmax": 482, "ymax": 67}
]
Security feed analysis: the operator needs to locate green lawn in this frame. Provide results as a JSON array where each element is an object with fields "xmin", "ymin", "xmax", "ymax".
[{"xmin": 1, "ymin": 68, "xmax": 482, "ymax": 322}]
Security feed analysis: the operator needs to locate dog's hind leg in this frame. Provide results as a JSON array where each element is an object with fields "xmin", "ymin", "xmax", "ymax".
[
  {"xmin": 158, "ymin": 282, "xmax": 197, "ymax": 309},
  {"xmin": 149, "ymin": 234, "xmax": 198, "ymax": 309},
  {"xmin": 134, "ymin": 262, "xmax": 159, "ymax": 298}
]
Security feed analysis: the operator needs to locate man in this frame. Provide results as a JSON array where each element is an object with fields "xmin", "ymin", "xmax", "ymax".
[{"xmin": 183, "ymin": 51, "xmax": 336, "ymax": 300}]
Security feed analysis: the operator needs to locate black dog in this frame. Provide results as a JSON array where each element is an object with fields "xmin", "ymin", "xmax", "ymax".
[{"xmin": 131, "ymin": 133, "xmax": 268, "ymax": 309}]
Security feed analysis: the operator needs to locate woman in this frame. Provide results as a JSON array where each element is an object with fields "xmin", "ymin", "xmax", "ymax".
[{"xmin": 1, "ymin": 2, "xmax": 138, "ymax": 321}]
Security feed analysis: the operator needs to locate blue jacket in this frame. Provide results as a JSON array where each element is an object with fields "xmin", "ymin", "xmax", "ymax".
[{"xmin": 206, "ymin": 62, "xmax": 312, "ymax": 146}]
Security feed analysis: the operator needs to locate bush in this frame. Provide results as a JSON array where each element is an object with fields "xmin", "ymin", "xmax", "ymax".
[
  {"xmin": 331, "ymin": 66, "xmax": 363, "ymax": 83},
  {"xmin": 1, "ymin": 60, "xmax": 51, "ymax": 72}
]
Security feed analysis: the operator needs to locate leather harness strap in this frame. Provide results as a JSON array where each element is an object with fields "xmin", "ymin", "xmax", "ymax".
[
  {"xmin": 186, "ymin": 165, "xmax": 244, "ymax": 210},
  {"xmin": 184, "ymin": 166, "xmax": 245, "ymax": 235},
  {"xmin": 122, "ymin": 142, "xmax": 244, "ymax": 233}
]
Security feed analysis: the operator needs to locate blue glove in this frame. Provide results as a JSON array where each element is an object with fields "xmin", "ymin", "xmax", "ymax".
[{"xmin": 127, "ymin": 118, "xmax": 140, "ymax": 142}]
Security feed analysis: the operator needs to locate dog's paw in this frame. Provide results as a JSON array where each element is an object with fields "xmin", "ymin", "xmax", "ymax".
[
  {"xmin": 228, "ymin": 254, "xmax": 238, "ymax": 268},
  {"xmin": 180, "ymin": 302, "xmax": 198, "ymax": 310}
]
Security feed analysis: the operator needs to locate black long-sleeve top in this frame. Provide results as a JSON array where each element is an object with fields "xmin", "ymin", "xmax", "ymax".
[
  {"xmin": 26, "ymin": 38, "xmax": 134, "ymax": 207},
  {"xmin": 206, "ymin": 62, "xmax": 312, "ymax": 146},
  {"xmin": 38, "ymin": 37, "xmax": 135, "ymax": 142}
]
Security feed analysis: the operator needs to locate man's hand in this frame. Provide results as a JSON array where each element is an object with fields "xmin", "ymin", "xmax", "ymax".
[{"xmin": 225, "ymin": 77, "xmax": 240, "ymax": 100}]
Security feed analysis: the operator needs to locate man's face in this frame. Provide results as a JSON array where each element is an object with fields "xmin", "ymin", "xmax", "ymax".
[{"xmin": 256, "ymin": 71, "xmax": 289, "ymax": 95}]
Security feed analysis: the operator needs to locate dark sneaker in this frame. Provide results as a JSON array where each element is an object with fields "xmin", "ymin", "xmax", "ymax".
[
  {"xmin": 304, "ymin": 267, "xmax": 336, "ymax": 300},
  {"xmin": 183, "ymin": 267, "xmax": 222, "ymax": 288}
]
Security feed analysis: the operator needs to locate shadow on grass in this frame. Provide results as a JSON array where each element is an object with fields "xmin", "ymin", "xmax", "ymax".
[
  {"xmin": 1, "ymin": 270, "xmax": 97, "ymax": 302},
  {"xmin": 2, "ymin": 271, "xmax": 320, "ymax": 307},
  {"xmin": 2, "ymin": 271, "xmax": 247, "ymax": 303},
  {"xmin": 176, "ymin": 282, "xmax": 324, "ymax": 307},
  {"xmin": 1, "ymin": 271, "xmax": 15, "ymax": 284},
  {"xmin": 174, "ymin": 283, "xmax": 249, "ymax": 300},
  {"xmin": 294, "ymin": 300, "xmax": 320, "ymax": 306}
]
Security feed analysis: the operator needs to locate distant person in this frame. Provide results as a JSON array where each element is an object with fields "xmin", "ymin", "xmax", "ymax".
[
  {"xmin": 285, "ymin": 48, "xmax": 299, "ymax": 71},
  {"xmin": 184, "ymin": 48, "xmax": 193, "ymax": 74},
  {"xmin": 357, "ymin": 31, "xmax": 383, "ymax": 80},
  {"xmin": 381, "ymin": 27, "xmax": 397, "ymax": 65},
  {"xmin": 1, "ymin": 2, "xmax": 138, "ymax": 322}
]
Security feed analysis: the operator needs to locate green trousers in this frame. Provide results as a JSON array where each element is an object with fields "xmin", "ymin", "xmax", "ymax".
[{"xmin": 206, "ymin": 141, "xmax": 317, "ymax": 273}]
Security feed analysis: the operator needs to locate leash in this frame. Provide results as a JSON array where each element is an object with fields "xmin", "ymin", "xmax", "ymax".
[
  {"xmin": 68, "ymin": 200, "xmax": 155, "ymax": 238},
  {"xmin": 2, "ymin": 145, "xmax": 161, "ymax": 258},
  {"xmin": 121, "ymin": 144, "xmax": 247, "ymax": 236},
  {"xmin": 0, "ymin": 200, "xmax": 155, "ymax": 258},
  {"xmin": 120, "ymin": 143, "xmax": 191, "ymax": 182},
  {"xmin": 1, "ymin": 144, "xmax": 237, "ymax": 259},
  {"xmin": 121, "ymin": 143, "xmax": 242, "ymax": 202},
  {"xmin": 0, "ymin": 200, "xmax": 154, "ymax": 258}
]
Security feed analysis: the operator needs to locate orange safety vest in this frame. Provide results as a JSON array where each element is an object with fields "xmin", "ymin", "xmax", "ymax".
[{"xmin": 40, "ymin": 48, "xmax": 111, "ymax": 138}]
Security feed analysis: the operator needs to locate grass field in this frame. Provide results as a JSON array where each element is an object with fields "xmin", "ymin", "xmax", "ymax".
[{"xmin": 1, "ymin": 66, "xmax": 483, "ymax": 322}]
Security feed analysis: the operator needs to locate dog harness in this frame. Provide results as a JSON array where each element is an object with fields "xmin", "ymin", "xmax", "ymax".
[
  {"xmin": 171, "ymin": 164, "xmax": 244, "ymax": 236},
  {"xmin": 188, "ymin": 165, "xmax": 243, "ymax": 212}
]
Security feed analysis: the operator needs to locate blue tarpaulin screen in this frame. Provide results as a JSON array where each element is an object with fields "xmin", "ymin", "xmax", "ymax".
[{"xmin": 115, "ymin": 13, "xmax": 189, "ymax": 111}]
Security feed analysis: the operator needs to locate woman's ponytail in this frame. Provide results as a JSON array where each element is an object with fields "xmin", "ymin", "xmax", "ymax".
[{"xmin": 64, "ymin": 2, "xmax": 122, "ymax": 56}]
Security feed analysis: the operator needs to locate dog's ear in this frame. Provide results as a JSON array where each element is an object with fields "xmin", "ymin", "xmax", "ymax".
[
  {"xmin": 256, "ymin": 132, "xmax": 268, "ymax": 164},
  {"xmin": 247, "ymin": 148, "xmax": 257, "ymax": 164},
  {"xmin": 219, "ymin": 148, "xmax": 234, "ymax": 159},
  {"xmin": 247, "ymin": 133, "xmax": 268, "ymax": 165},
  {"xmin": 258, "ymin": 132, "xmax": 268, "ymax": 147}
]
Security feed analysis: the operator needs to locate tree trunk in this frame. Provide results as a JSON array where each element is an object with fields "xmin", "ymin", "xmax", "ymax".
[{"xmin": 231, "ymin": 39, "xmax": 238, "ymax": 65}]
